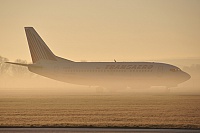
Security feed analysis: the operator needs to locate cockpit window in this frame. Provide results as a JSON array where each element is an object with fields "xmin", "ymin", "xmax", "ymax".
[{"xmin": 170, "ymin": 68, "xmax": 181, "ymax": 72}]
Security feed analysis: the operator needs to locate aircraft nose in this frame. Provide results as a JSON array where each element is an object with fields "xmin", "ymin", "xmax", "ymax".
[{"xmin": 182, "ymin": 72, "xmax": 191, "ymax": 81}]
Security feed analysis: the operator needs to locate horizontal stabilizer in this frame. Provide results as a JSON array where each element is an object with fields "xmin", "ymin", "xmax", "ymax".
[
  {"xmin": 5, "ymin": 62, "xmax": 44, "ymax": 69},
  {"xmin": 5, "ymin": 62, "xmax": 29, "ymax": 67}
]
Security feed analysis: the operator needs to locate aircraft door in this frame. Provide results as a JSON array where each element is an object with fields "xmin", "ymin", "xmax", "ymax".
[{"xmin": 157, "ymin": 66, "xmax": 163, "ymax": 77}]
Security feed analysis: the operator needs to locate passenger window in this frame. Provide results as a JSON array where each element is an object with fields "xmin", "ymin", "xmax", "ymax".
[{"xmin": 170, "ymin": 68, "xmax": 181, "ymax": 72}]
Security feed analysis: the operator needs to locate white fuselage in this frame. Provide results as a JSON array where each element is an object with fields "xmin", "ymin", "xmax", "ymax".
[{"xmin": 28, "ymin": 60, "xmax": 191, "ymax": 88}]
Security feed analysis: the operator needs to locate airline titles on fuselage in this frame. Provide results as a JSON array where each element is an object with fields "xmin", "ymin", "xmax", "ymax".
[{"xmin": 105, "ymin": 65, "xmax": 153, "ymax": 70}]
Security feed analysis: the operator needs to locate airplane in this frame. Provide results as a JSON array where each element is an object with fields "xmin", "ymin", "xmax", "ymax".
[{"xmin": 6, "ymin": 27, "xmax": 191, "ymax": 90}]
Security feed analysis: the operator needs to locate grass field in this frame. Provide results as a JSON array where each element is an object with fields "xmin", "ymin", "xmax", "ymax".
[{"xmin": 0, "ymin": 88, "xmax": 200, "ymax": 129}]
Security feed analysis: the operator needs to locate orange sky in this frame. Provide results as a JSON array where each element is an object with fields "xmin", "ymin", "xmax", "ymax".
[{"xmin": 0, "ymin": 0, "xmax": 200, "ymax": 62}]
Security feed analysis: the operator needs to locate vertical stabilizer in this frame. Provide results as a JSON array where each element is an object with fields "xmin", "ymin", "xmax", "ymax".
[{"xmin": 25, "ymin": 27, "xmax": 57, "ymax": 63}]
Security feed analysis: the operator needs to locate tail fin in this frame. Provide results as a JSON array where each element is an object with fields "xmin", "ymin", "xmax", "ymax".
[{"xmin": 25, "ymin": 27, "xmax": 57, "ymax": 63}]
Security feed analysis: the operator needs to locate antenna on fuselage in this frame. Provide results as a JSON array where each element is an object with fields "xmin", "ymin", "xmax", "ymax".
[{"xmin": 114, "ymin": 59, "xmax": 116, "ymax": 62}]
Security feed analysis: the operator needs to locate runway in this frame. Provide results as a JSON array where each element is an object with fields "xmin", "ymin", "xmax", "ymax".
[
  {"xmin": 0, "ymin": 128, "xmax": 200, "ymax": 133},
  {"xmin": 1, "ymin": 93, "xmax": 200, "ymax": 129}
]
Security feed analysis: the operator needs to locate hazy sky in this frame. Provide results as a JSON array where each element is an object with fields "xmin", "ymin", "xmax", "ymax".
[{"xmin": 0, "ymin": 0, "xmax": 200, "ymax": 62}]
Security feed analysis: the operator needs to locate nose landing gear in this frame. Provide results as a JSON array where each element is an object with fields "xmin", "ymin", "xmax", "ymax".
[{"xmin": 165, "ymin": 84, "xmax": 177, "ymax": 93}]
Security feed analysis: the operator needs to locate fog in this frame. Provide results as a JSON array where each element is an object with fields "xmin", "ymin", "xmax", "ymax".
[
  {"xmin": 0, "ymin": 55, "xmax": 199, "ymax": 95},
  {"xmin": 0, "ymin": 0, "xmax": 199, "ymax": 96},
  {"xmin": 1, "ymin": 55, "xmax": 200, "ymax": 128}
]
